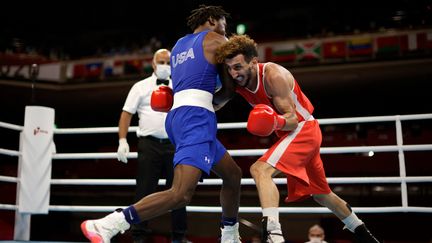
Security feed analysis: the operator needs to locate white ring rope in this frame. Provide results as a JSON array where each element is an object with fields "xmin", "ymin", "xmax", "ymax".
[
  {"xmin": 3, "ymin": 114, "xmax": 430, "ymax": 134},
  {"xmin": 3, "ymin": 176, "xmax": 432, "ymax": 186},
  {"xmin": 0, "ymin": 175, "xmax": 18, "ymax": 183},
  {"xmin": 2, "ymin": 144, "xmax": 432, "ymax": 160},
  {"xmin": 1, "ymin": 113, "xmax": 432, "ymax": 214},
  {"xmin": 1, "ymin": 204, "xmax": 431, "ymax": 213},
  {"xmin": 0, "ymin": 148, "xmax": 20, "ymax": 157},
  {"xmin": 0, "ymin": 121, "xmax": 23, "ymax": 131},
  {"xmin": 47, "ymin": 176, "xmax": 432, "ymax": 186}
]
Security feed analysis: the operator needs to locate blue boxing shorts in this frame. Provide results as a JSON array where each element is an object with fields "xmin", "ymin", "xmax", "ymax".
[{"xmin": 165, "ymin": 106, "xmax": 226, "ymax": 175}]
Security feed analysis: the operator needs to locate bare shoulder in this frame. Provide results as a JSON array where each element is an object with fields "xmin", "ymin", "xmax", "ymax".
[
  {"xmin": 205, "ymin": 31, "xmax": 227, "ymax": 47},
  {"xmin": 265, "ymin": 62, "xmax": 294, "ymax": 84},
  {"xmin": 263, "ymin": 62, "xmax": 294, "ymax": 97},
  {"xmin": 204, "ymin": 31, "xmax": 227, "ymax": 64}
]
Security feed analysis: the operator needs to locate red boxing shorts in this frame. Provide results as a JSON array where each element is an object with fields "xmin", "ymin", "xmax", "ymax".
[{"xmin": 259, "ymin": 119, "xmax": 331, "ymax": 202}]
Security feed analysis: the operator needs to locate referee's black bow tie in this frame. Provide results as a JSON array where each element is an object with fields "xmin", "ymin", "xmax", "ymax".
[{"xmin": 156, "ymin": 79, "xmax": 169, "ymax": 86}]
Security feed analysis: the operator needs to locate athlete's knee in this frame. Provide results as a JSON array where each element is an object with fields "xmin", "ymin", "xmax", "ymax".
[
  {"xmin": 250, "ymin": 161, "xmax": 268, "ymax": 179},
  {"xmin": 169, "ymin": 183, "xmax": 196, "ymax": 207},
  {"xmin": 249, "ymin": 161, "xmax": 259, "ymax": 177},
  {"xmin": 170, "ymin": 190, "xmax": 194, "ymax": 208},
  {"xmin": 224, "ymin": 164, "xmax": 242, "ymax": 188}
]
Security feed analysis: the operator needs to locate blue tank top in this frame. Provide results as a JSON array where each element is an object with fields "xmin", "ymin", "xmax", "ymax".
[{"xmin": 170, "ymin": 30, "xmax": 217, "ymax": 94}]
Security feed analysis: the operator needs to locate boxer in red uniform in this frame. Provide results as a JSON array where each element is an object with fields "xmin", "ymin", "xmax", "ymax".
[{"xmin": 214, "ymin": 35, "xmax": 380, "ymax": 243}]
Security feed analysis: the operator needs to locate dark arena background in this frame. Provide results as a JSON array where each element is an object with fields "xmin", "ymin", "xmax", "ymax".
[{"xmin": 1, "ymin": 0, "xmax": 432, "ymax": 242}]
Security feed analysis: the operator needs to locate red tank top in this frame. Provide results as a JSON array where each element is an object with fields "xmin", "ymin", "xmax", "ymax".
[{"xmin": 236, "ymin": 63, "xmax": 314, "ymax": 123}]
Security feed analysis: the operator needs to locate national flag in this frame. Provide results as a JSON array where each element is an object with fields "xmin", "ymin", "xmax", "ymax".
[
  {"xmin": 400, "ymin": 31, "xmax": 432, "ymax": 53},
  {"xmin": 348, "ymin": 37, "xmax": 373, "ymax": 57},
  {"xmin": 72, "ymin": 64, "xmax": 86, "ymax": 79},
  {"xmin": 322, "ymin": 40, "xmax": 346, "ymax": 59},
  {"xmin": 124, "ymin": 59, "xmax": 143, "ymax": 74},
  {"xmin": 296, "ymin": 42, "xmax": 321, "ymax": 61},
  {"xmin": 104, "ymin": 60, "xmax": 124, "ymax": 77},
  {"xmin": 72, "ymin": 62, "xmax": 102, "ymax": 79},
  {"xmin": 375, "ymin": 36, "xmax": 400, "ymax": 56},
  {"xmin": 265, "ymin": 43, "xmax": 296, "ymax": 62},
  {"xmin": 113, "ymin": 60, "xmax": 124, "ymax": 75},
  {"xmin": 85, "ymin": 62, "xmax": 103, "ymax": 78},
  {"xmin": 103, "ymin": 59, "xmax": 114, "ymax": 76}
]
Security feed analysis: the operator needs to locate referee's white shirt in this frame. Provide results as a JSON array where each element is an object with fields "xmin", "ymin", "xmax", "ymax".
[{"xmin": 122, "ymin": 73, "xmax": 172, "ymax": 139}]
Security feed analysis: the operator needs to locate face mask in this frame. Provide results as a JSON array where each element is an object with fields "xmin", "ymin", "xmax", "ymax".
[
  {"xmin": 155, "ymin": 64, "xmax": 171, "ymax": 80},
  {"xmin": 309, "ymin": 237, "xmax": 322, "ymax": 243}
]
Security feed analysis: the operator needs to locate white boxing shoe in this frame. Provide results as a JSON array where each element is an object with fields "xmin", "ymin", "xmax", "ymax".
[
  {"xmin": 81, "ymin": 210, "xmax": 130, "ymax": 243},
  {"xmin": 220, "ymin": 222, "xmax": 241, "ymax": 243},
  {"xmin": 261, "ymin": 217, "xmax": 285, "ymax": 243}
]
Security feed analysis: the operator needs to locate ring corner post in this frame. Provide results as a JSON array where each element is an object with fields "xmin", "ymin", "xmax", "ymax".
[{"xmin": 14, "ymin": 106, "xmax": 55, "ymax": 240}]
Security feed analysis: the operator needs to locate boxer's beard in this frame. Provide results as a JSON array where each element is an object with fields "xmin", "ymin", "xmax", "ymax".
[{"xmin": 238, "ymin": 67, "xmax": 252, "ymax": 88}]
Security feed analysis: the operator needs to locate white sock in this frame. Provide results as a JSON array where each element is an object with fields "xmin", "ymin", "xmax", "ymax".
[
  {"xmin": 342, "ymin": 212, "xmax": 363, "ymax": 233},
  {"xmin": 262, "ymin": 207, "xmax": 279, "ymax": 222},
  {"xmin": 262, "ymin": 207, "xmax": 282, "ymax": 232}
]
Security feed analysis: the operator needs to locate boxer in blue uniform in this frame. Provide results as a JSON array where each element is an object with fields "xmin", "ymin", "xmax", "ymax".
[
  {"xmin": 80, "ymin": 5, "xmax": 242, "ymax": 243},
  {"xmin": 167, "ymin": 30, "xmax": 226, "ymax": 174}
]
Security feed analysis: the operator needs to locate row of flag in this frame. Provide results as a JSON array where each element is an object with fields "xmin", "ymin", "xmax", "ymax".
[
  {"xmin": 68, "ymin": 30, "xmax": 432, "ymax": 80},
  {"xmin": 263, "ymin": 31, "xmax": 432, "ymax": 63},
  {"xmin": 69, "ymin": 57, "xmax": 153, "ymax": 79}
]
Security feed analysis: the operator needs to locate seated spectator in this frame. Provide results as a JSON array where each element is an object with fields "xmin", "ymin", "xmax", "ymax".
[{"xmin": 305, "ymin": 224, "xmax": 327, "ymax": 243}]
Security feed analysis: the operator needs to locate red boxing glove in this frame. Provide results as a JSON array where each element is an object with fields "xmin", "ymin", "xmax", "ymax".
[
  {"xmin": 247, "ymin": 104, "xmax": 286, "ymax": 137},
  {"xmin": 151, "ymin": 86, "xmax": 173, "ymax": 112}
]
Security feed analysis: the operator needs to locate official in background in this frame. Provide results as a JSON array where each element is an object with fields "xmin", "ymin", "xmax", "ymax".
[
  {"xmin": 305, "ymin": 224, "xmax": 328, "ymax": 243},
  {"xmin": 117, "ymin": 48, "xmax": 188, "ymax": 243}
]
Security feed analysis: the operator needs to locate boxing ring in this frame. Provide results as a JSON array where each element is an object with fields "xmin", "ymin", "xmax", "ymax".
[{"xmin": 1, "ymin": 107, "xmax": 432, "ymax": 241}]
